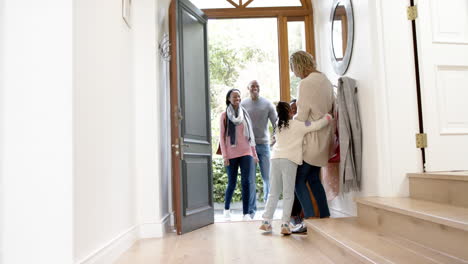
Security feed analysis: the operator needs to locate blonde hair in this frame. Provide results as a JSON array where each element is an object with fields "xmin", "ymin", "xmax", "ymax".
[{"xmin": 289, "ymin": 51, "xmax": 317, "ymax": 76}]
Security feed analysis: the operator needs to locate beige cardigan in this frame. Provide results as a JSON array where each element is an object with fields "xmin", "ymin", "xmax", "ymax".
[{"xmin": 294, "ymin": 72, "xmax": 334, "ymax": 167}]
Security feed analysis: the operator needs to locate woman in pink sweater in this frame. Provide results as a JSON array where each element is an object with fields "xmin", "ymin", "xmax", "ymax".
[{"xmin": 219, "ymin": 89, "xmax": 258, "ymax": 220}]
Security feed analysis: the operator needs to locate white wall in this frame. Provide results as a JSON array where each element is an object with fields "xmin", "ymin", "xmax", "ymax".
[
  {"xmin": 133, "ymin": 0, "xmax": 172, "ymax": 238},
  {"xmin": 156, "ymin": 0, "xmax": 174, "ymax": 229},
  {"xmin": 312, "ymin": 0, "xmax": 422, "ymax": 215},
  {"xmin": 74, "ymin": 0, "xmax": 175, "ymax": 261},
  {"xmin": 1, "ymin": 1, "xmax": 73, "ymax": 263},
  {"xmin": 0, "ymin": 2, "xmax": 4, "ymax": 261},
  {"xmin": 134, "ymin": 0, "xmax": 173, "ymax": 238},
  {"xmin": 73, "ymin": 0, "xmax": 137, "ymax": 262},
  {"xmin": 373, "ymin": 0, "xmax": 423, "ymax": 195},
  {"xmin": 0, "ymin": 1, "xmax": 172, "ymax": 263}
]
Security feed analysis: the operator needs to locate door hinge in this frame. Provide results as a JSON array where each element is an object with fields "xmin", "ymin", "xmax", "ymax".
[
  {"xmin": 173, "ymin": 105, "xmax": 184, "ymax": 122},
  {"xmin": 407, "ymin": 5, "xmax": 418, "ymax": 20},
  {"xmin": 415, "ymin": 133, "xmax": 427, "ymax": 148}
]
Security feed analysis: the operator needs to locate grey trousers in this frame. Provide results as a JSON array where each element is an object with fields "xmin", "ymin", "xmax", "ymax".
[{"xmin": 262, "ymin": 158, "xmax": 298, "ymax": 223}]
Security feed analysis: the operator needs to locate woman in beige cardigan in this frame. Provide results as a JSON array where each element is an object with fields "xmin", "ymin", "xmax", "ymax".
[{"xmin": 290, "ymin": 51, "xmax": 334, "ymax": 219}]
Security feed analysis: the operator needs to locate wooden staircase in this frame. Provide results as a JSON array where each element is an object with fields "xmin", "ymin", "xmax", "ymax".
[{"xmin": 305, "ymin": 172, "xmax": 468, "ymax": 264}]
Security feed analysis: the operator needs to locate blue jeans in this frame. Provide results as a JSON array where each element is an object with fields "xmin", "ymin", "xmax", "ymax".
[
  {"xmin": 294, "ymin": 161, "xmax": 330, "ymax": 218},
  {"xmin": 224, "ymin": 155, "xmax": 254, "ymax": 215},
  {"xmin": 249, "ymin": 144, "xmax": 271, "ymax": 214}
]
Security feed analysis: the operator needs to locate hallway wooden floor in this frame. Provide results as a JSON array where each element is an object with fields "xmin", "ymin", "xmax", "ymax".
[{"xmin": 115, "ymin": 220, "xmax": 334, "ymax": 264}]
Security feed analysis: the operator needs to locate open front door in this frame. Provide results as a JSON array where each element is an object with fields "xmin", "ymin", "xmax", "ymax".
[
  {"xmin": 415, "ymin": 0, "xmax": 468, "ymax": 171},
  {"xmin": 169, "ymin": 0, "xmax": 213, "ymax": 235}
]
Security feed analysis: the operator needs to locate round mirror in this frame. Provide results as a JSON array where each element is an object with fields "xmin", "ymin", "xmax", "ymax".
[{"xmin": 330, "ymin": 0, "xmax": 354, "ymax": 75}]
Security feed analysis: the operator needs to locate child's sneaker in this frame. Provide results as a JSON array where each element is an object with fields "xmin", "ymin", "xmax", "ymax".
[
  {"xmin": 223, "ymin": 209, "xmax": 231, "ymax": 220},
  {"xmin": 280, "ymin": 223, "xmax": 291, "ymax": 235},
  {"xmin": 259, "ymin": 220, "xmax": 272, "ymax": 232}
]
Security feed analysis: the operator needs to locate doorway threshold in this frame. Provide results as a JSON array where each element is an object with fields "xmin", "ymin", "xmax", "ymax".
[{"xmin": 214, "ymin": 201, "xmax": 284, "ymax": 223}]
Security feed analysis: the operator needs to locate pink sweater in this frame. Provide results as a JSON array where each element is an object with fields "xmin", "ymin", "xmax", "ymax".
[{"xmin": 219, "ymin": 112, "xmax": 258, "ymax": 161}]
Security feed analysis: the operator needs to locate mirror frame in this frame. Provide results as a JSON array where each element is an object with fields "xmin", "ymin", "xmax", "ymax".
[{"xmin": 330, "ymin": 0, "xmax": 354, "ymax": 75}]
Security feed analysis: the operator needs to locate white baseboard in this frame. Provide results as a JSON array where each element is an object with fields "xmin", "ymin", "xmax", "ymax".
[
  {"xmin": 75, "ymin": 213, "xmax": 175, "ymax": 264},
  {"xmin": 139, "ymin": 213, "xmax": 172, "ymax": 239},
  {"xmin": 75, "ymin": 226, "xmax": 138, "ymax": 264}
]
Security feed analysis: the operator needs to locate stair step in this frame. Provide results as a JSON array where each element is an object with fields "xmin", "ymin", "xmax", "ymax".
[
  {"xmin": 408, "ymin": 171, "xmax": 468, "ymax": 207},
  {"xmin": 408, "ymin": 171, "xmax": 468, "ymax": 181},
  {"xmin": 305, "ymin": 217, "xmax": 466, "ymax": 264},
  {"xmin": 356, "ymin": 197, "xmax": 468, "ymax": 231},
  {"xmin": 356, "ymin": 197, "xmax": 468, "ymax": 261}
]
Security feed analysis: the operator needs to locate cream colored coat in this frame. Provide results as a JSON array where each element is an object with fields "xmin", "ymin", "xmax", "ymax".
[{"xmin": 294, "ymin": 72, "xmax": 334, "ymax": 167}]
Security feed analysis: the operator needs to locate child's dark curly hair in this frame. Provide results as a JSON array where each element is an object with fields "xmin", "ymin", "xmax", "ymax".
[{"xmin": 276, "ymin": 101, "xmax": 291, "ymax": 132}]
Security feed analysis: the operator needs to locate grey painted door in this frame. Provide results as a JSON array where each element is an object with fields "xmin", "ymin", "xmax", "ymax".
[{"xmin": 171, "ymin": 0, "xmax": 213, "ymax": 234}]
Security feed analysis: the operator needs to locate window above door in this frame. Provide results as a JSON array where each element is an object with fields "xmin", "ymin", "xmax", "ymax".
[{"xmin": 190, "ymin": 0, "xmax": 304, "ymax": 9}]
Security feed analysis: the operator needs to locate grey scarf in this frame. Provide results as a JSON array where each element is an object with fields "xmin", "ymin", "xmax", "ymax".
[{"xmin": 226, "ymin": 105, "xmax": 256, "ymax": 147}]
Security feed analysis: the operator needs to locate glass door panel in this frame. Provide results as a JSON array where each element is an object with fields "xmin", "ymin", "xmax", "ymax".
[{"xmin": 287, "ymin": 20, "xmax": 306, "ymax": 100}]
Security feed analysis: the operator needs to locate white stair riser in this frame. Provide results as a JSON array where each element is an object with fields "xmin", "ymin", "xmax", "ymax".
[
  {"xmin": 409, "ymin": 177, "xmax": 468, "ymax": 208},
  {"xmin": 357, "ymin": 203, "xmax": 468, "ymax": 261},
  {"xmin": 306, "ymin": 227, "xmax": 371, "ymax": 264}
]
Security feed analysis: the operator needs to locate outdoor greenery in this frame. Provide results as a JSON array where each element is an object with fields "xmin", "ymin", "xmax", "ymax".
[
  {"xmin": 208, "ymin": 18, "xmax": 279, "ymax": 155},
  {"xmin": 213, "ymin": 157, "xmax": 265, "ymax": 203},
  {"xmin": 209, "ymin": 39, "xmax": 267, "ymax": 154}
]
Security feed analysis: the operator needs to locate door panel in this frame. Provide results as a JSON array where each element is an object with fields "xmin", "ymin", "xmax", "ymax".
[
  {"xmin": 181, "ymin": 10, "xmax": 209, "ymax": 141},
  {"xmin": 184, "ymin": 156, "xmax": 211, "ymax": 209},
  {"xmin": 416, "ymin": 0, "xmax": 468, "ymax": 171},
  {"xmin": 170, "ymin": 0, "xmax": 213, "ymax": 235},
  {"xmin": 435, "ymin": 66, "xmax": 468, "ymax": 135},
  {"xmin": 429, "ymin": 0, "xmax": 468, "ymax": 44}
]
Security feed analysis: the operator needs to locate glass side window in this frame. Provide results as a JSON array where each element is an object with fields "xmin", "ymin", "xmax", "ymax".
[{"xmin": 287, "ymin": 21, "xmax": 306, "ymax": 100}]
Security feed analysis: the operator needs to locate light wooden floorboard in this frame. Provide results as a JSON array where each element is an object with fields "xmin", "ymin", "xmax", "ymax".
[{"xmin": 115, "ymin": 221, "xmax": 334, "ymax": 264}]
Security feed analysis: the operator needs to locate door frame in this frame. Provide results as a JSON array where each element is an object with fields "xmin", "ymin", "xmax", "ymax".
[
  {"xmin": 169, "ymin": 0, "xmax": 317, "ymax": 234},
  {"xmin": 169, "ymin": 0, "xmax": 182, "ymax": 234},
  {"xmin": 409, "ymin": 0, "xmax": 426, "ymax": 171}
]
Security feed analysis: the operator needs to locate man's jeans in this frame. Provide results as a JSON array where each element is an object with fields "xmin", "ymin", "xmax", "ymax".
[{"xmin": 249, "ymin": 144, "xmax": 271, "ymax": 214}]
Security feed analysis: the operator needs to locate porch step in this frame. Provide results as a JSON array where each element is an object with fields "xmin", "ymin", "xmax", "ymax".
[
  {"xmin": 408, "ymin": 171, "xmax": 468, "ymax": 207},
  {"xmin": 305, "ymin": 217, "xmax": 467, "ymax": 264},
  {"xmin": 356, "ymin": 197, "xmax": 468, "ymax": 261}
]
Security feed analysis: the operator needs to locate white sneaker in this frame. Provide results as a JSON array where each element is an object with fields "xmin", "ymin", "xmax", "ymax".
[
  {"xmin": 242, "ymin": 214, "xmax": 252, "ymax": 221},
  {"xmin": 249, "ymin": 212, "xmax": 256, "ymax": 220},
  {"xmin": 281, "ymin": 223, "xmax": 291, "ymax": 235},
  {"xmin": 259, "ymin": 220, "xmax": 272, "ymax": 232},
  {"xmin": 223, "ymin": 209, "xmax": 231, "ymax": 219}
]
